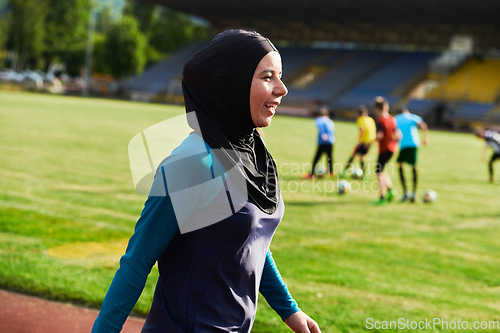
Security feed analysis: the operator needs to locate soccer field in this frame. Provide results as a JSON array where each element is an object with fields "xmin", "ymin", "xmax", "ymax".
[{"xmin": 1, "ymin": 91, "xmax": 499, "ymax": 332}]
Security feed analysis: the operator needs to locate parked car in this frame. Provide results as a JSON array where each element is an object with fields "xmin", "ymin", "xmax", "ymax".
[{"xmin": 0, "ymin": 68, "xmax": 25, "ymax": 82}]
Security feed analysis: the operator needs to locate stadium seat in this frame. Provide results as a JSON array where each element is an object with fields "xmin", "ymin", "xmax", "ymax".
[
  {"xmin": 426, "ymin": 58, "xmax": 500, "ymax": 103},
  {"xmin": 453, "ymin": 102, "xmax": 494, "ymax": 121}
]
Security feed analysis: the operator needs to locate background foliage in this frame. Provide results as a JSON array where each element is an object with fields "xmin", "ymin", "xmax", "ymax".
[
  {"xmin": 103, "ymin": 15, "xmax": 146, "ymax": 78},
  {"xmin": 0, "ymin": 0, "xmax": 211, "ymax": 77}
]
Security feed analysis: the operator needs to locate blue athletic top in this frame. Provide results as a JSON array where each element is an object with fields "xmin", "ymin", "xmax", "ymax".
[
  {"xmin": 91, "ymin": 134, "xmax": 300, "ymax": 333},
  {"xmin": 395, "ymin": 112, "xmax": 422, "ymax": 150},
  {"xmin": 315, "ymin": 116, "xmax": 335, "ymax": 145}
]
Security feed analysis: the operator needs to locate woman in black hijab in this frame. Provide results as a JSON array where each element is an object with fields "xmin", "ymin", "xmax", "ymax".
[{"xmin": 92, "ymin": 30, "xmax": 321, "ymax": 333}]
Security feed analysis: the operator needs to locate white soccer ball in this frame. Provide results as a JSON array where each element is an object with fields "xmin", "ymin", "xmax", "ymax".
[
  {"xmin": 351, "ymin": 168, "xmax": 363, "ymax": 179},
  {"xmin": 338, "ymin": 180, "xmax": 351, "ymax": 194},
  {"xmin": 422, "ymin": 189, "xmax": 437, "ymax": 203},
  {"xmin": 315, "ymin": 165, "xmax": 326, "ymax": 177}
]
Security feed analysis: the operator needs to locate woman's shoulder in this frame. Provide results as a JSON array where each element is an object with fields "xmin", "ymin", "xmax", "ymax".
[
  {"xmin": 156, "ymin": 133, "xmax": 211, "ymax": 172},
  {"xmin": 150, "ymin": 134, "xmax": 213, "ymax": 195},
  {"xmin": 151, "ymin": 133, "xmax": 227, "ymax": 217},
  {"xmin": 168, "ymin": 133, "xmax": 207, "ymax": 159}
]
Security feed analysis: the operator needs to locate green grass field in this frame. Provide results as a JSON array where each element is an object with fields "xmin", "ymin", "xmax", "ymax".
[{"xmin": 1, "ymin": 90, "xmax": 499, "ymax": 332}]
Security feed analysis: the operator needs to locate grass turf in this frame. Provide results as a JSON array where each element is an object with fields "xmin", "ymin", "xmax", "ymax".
[{"xmin": 1, "ymin": 90, "xmax": 499, "ymax": 332}]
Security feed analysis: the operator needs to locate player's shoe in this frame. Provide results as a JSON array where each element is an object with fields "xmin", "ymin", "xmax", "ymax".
[
  {"xmin": 386, "ymin": 189, "xmax": 397, "ymax": 203},
  {"xmin": 410, "ymin": 192, "xmax": 417, "ymax": 203},
  {"xmin": 401, "ymin": 192, "xmax": 410, "ymax": 202},
  {"xmin": 329, "ymin": 172, "xmax": 336, "ymax": 178},
  {"xmin": 371, "ymin": 197, "xmax": 387, "ymax": 206},
  {"xmin": 301, "ymin": 173, "xmax": 314, "ymax": 180}
]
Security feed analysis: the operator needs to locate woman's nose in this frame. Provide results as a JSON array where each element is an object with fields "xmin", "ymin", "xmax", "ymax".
[{"xmin": 275, "ymin": 79, "xmax": 288, "ymax": 97}]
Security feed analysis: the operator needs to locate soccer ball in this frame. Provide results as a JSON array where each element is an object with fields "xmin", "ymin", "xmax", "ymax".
[
  {"xmin": 422, "ymin": 189, "xmax": 437, "ymax": 203},
  {"xmin": 338, "ymin": 180, "xmax": 351, "ymax": 194},
  {"xmin": 351, "ymin": 168, "xmax": 363, "ymax": 180},
  {"xmin": 315, "ymin": 165, "xmax": 326, "ymax": 177}
]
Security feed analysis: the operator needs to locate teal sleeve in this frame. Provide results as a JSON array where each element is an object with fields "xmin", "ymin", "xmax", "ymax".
[
  {"xmin": 91, "ymin": 168, "xmax": 179, "ymax": 333},
  {"xmin": 92, "ymin": 134, "xmax": 224, "ymax": 332},
  {"xmin": 259, "ymin": 250, "xmax": 301, "ymax": 321}
]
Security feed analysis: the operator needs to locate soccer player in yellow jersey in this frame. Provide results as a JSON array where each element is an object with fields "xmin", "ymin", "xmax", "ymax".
[{"xmin": 341, "ymin": 105, "xmax": 376, "ymax": 180}]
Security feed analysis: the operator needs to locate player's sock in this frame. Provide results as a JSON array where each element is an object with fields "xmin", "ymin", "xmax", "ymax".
[
  {"xmin": 399, "ymin": 165, "xmax": 406, "ymax": 194},
  {"xmin": 412, "ymin": 166, "xmax": 417, "ymax": 194},
  {"xmin": 360, "ymin": 162, "xmax": 366, "ymax": 180},
  {"xmin": 343, "ymin": 164, "xmax": 351, "ymax": 176},
  {"xmin": 344, "ymin": 156, "xmax": 355, "ymax": 174},
  {"xmin": 489, "ymin": 162, "xmax": 494, "ymax": 182}
]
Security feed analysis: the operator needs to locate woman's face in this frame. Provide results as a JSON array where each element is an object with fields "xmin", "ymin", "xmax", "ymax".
[{"xmin": 249, "ymin": 51, "xmax": 288, "ymax": 128}]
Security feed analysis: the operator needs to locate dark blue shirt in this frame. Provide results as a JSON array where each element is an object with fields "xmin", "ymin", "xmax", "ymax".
[{"xmin": 92, "ymin": 134, "xmax": 299, "ymax": 332}]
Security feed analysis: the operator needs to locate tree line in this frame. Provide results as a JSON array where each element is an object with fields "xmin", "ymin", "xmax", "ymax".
[{"xmin": 0, "ymin": 0, "xmax": 211, "ymax": 78}]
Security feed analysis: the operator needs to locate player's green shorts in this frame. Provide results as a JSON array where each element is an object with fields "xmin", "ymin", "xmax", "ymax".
[{"xmin": 397, "ymin": 147, "xmax": 418, "ymax": 165}]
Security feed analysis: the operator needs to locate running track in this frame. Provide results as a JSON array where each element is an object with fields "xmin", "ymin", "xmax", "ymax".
[{"xmin": 0, "ymin": 289, "xmax": 145, "ymax": 333}]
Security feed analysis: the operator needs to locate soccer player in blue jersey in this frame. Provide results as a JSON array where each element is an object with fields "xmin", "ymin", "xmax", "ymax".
[
  {"xmin": 395, "ymin": 106, "xmax": 428, "ymax": 202},
  {"xmin": 303, "ymin": 107, "xmax": 335, "ymax": 179}
]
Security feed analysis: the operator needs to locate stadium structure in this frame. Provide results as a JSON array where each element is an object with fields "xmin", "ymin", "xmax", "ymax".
[{"xmin": 124, "ymin": 0, "xmax": 500, "ymax": 129}]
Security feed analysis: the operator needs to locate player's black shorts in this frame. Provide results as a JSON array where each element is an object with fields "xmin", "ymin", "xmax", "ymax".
[
  {"xmin": 375, "ymin": 151, "xmax": 393, "ymax": 174},
  {"xmin": 354, "ymin": 143, "xmax": 370, "ymax": 156},
  {"xmin": 491, "ymin": 153, "xmax": 500, "ymax": 162},
  {"xmin": 397, "ymin": 147, "xmax": 418, "ymax": 165}
]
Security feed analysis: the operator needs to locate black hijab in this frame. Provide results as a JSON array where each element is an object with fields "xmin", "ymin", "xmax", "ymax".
[{"xmin": 182, "ymin": 29, "xmax": 280, "ymax": 214}]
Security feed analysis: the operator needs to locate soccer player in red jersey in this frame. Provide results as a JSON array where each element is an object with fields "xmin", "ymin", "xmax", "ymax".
[{"xmin": 372, "ymin": 97, "xmax": 399, "ymax": 205}]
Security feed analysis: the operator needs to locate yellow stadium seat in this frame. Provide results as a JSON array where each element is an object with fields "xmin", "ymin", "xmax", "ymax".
[{"xmin": 426, "ymin": 58, "xmax": 500, "ymax": 103}]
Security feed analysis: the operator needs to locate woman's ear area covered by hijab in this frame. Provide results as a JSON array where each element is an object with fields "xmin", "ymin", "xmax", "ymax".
[
  {"xmin": 182, "ymin": 29, "xmax": 282, "ymax": 214},
  {"xmin": 182, "ymin": 29, "xmax": 278, "ymax": 139},
  {"xmin": 250, "ymin": 51, "xmax": 288, "ymax": 128}
]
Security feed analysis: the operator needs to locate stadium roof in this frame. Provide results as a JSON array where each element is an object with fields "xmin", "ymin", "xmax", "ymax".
[{"xmin": 151, "ymin": 0, "xmax": 500, "ymax": 47}]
